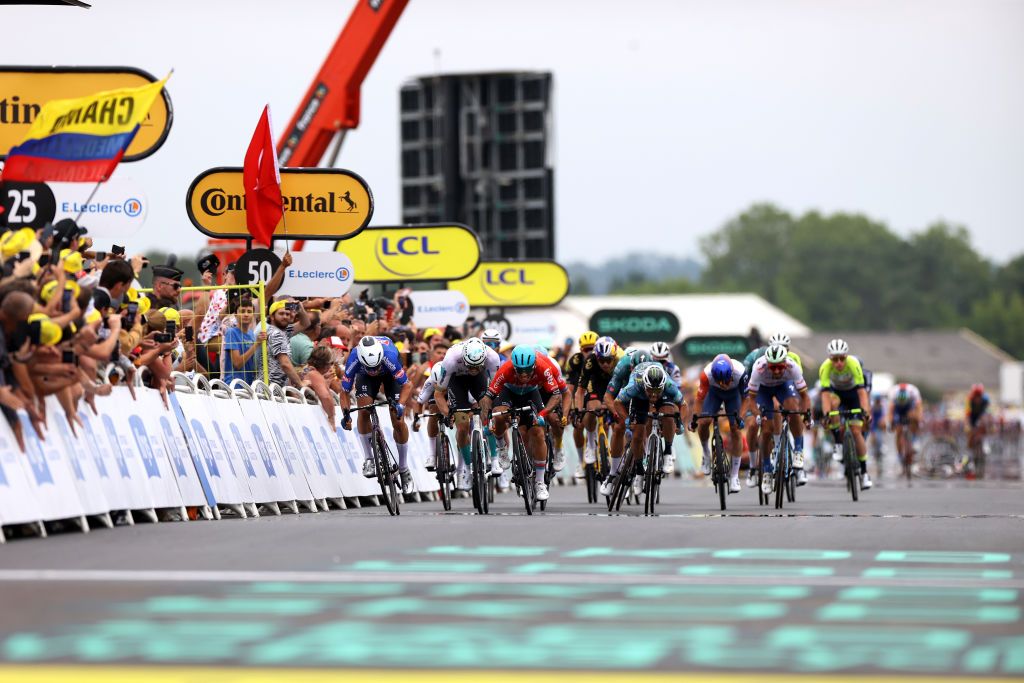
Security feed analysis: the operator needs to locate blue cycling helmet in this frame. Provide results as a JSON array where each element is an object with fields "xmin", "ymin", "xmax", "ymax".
[
  {"xmin": 711, "ymin": 356, "xmax": 734, "ymax": 384},
  {"xmin": 510, "ymin": 344, "xmax": 537, "ymax": 372}
]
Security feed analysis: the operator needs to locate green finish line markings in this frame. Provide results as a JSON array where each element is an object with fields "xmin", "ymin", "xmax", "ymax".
[
  {"xmin": 680, "ymin": 565, "xmax": 834, "ymax": 577},
  {"xmin": 818, "ymin": 603, "xmax": 1020, "ymax": 624},
  {"xmin": 863, "ymin": 567, "xmax": 1013, "ymax": 580},
  {"xmin": 875, "ymin": 551, "xmax": 1012, "ymax": 564},
  {"xmin": 838, "ymin": 587, "xmax": 1017, "ymax": 603}
]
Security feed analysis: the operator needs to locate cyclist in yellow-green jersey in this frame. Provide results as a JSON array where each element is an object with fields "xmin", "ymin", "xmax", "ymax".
[{"xmin": 819, "ymin": 338, "xmax": 873, "ymax": 489}]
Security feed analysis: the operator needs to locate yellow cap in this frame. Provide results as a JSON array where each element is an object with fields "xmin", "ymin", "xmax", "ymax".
[
  {"xmin": 85, "ymin": 309, "xmax": 102, "ymax": 325},
  {"xmin": 269, "ymin": 300, "xmax": 288, "ymax": 316},
  {"xmin": 158, "ymin": 307, "xmax": 181, "ymax": 324},
  {"xmin": 27, "ymin": 313, "xmax": 62, "ymax": 346},
  {"xmin": 136, "ymin": 295, "xmax": 152, "ymax": 316},
  {"xmin": 1, "ymin": 228, "xmax": 36, "ymax": 258},
  {"xmin": 423, "ymin": 327, "xmax": 442, "ymax": 340},
  {"xmin": 40, "ymin": 280, "xmax": 81, "ymax": 303},
  {"xmin": 59, "ymin": 248, "xmax": 83, "ymax": 274}
]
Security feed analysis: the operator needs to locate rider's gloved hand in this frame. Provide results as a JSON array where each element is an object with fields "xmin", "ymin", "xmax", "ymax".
[
  {"xmin": 393, "ymin": 403, "xmax": 405, "ymax": 419},
  {"xmin": 736, "ymin": 417, "xmax": 746, "ymax": 430},
  {"xmin": 689, "ymin": 417, "xmax": 698, "ymax": 432},
  {"xmin": 342, "ymin": 409, "xmax": 352, "ymax": 431}
]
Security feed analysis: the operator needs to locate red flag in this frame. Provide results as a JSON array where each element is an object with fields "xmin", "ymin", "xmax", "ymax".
[{"xmin": 243, "ymin": 105, "xmax": 283, "ymax": 247}]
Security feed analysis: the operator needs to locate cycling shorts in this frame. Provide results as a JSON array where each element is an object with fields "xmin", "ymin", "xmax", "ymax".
[
  {"xmin": 354, "ymin": 372, "xmax": 402, "ymax": 404},
  {"xmin": 701, "ymin": 386, "xmax": 743, "ymax": 419},
  {"xmin": 446, "ymin": 373, "xmax": 488, "ymax": 411},
  {"xmin": 754, "ymin": 383, "xmax": 798, "ymax": 416},
  {"xmin": 628, "ymin": 396, "xmax": 677, "ymax": 424}
]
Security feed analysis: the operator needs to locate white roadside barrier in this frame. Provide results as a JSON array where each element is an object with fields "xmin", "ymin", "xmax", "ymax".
[{"xmin": 0, "ymin": 374, "xmax": 439, "ymax": 541}]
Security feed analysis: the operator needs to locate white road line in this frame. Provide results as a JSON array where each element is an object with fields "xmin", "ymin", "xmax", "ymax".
[{"xmin": 0, "ymin": 568, "xmax": 1019, "ymax": 589}]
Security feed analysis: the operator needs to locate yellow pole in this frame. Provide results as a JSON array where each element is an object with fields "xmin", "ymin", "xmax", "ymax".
[{"xmin": 257, "ymin": 280, "xmax": 269, "ymax": 384}]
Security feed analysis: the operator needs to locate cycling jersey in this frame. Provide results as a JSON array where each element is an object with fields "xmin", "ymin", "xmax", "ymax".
[
  {"xmin": 696, "ymin": 357, "xmax": 745, "ymax": 401},
  {"xmin": 606, "ymin": 354, "xmax": 642, "ymax": 395},
  {"xmin": 818, "ymin": 356, "xmax": 865, "ymax": 392},
  {"xmin": 661, "ymin": 360, "xmax": 683, "ymax": 390},
  {"xmin": 743, "ymin": 346, "xmax": 803, "ymax": 376},
  {"xmin": 578, "ymin": 354, "xmax": 615, "ymax": 398},
  {"xmin": 967, "ymin": 393, "xmax": 990, "ymax": 427},
  {"xmin": 747, "ymin": 356, "xmax": 807, "ymax": 393},
  {"xmin": 433, "ymin": 342, "xmax": 501, "ymax": 391},
  {"xmin": 417, "ymin": 375, "xmax": 437, "ymax": 404},
  {"xmin": 616, "ymin": 368, "xmax": 684, "ymax": 404},
  {"xmin": 487, "ymin": 356, "xmax": 563, "ymax": 397},
  {"xmin": 888, "ymin": 384, "xmax": 921, "ymax": 409},
  {"xmin": 564, "ymin": 351, "xmax": 588, "ymax": 387},
  {"xmin": 341, "ymin": 336, "xmax": 407, "ymax": 392}
]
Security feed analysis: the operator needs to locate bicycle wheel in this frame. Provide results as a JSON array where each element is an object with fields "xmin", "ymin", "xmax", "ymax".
[
  {"xmin": 757, "ymin": 440, "xmax": 769, "ymax": 506},
  {"xmin": 713, "ymin": 427, "xmax": 727, "ymax": 511},
  {"xmin": 374, "ymin": 431, "xmax": 399, "ymax": 516},
  {"xmin": 513, "ymin": 428, "xmax": 534, "ymax": 515},
  {"xmin": 614, "ymin": 448, "xmax": 635, "ymax": 512},
  {"xmin": 472, "ymin": 430, "xmax": 488, "ymax": 515},
  {"xmin": 844, "ymin": 429, "xmax": 859, "ymax": 502},
  {"xmin": 437, "ymin": 436, "xmax": 452, "ymax": 511},
  {"xmin": 644, "ymin": 432, "xmax": 660, "ymax": 515},
  {"xmin": 775, "ymin": 435, "xmax": 787, "ymax": 510},
  {"xmin": 537, "ymin": 430, "xmax": 554, "ymax": 511},
  {"xmin": 585, "ymin": 463, "xmax": 597, "ymax": 504}
]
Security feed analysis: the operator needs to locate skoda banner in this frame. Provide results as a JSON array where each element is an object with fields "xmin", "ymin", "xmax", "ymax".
[
  {"xmin": 1, "ymin": 177, "xmax": 148, "ymax": 237},
  {"xmin": 277, "ymin": 251, "xmax": 355, "ymax": 298},
  {"xmin": 410, "ymin": 290, "xmax": 470, "ymax": 328},
  {"xmin": 680, "ymin": 335, "xmax": 749, "ymax": 360},
  {"xmin": 0, "ymin": 66, "xmax": 173, "ymax": 161},
  {"xmin": 447, "ymin": 260, "xmax": 569, "ymax": 308},
  {"xmin": 334, "ymin": 224, "xmax": 480, "ymax": 282},
  {"xmin": 186, "ymin": 167, "xmax": 373, "ymax": 241},
  {"xmin": 589, "ymin": 309, "xmax": 681, "ymax": 343}
]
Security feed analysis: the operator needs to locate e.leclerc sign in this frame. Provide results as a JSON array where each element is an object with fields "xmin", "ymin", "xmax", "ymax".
[
  {"xmin": 0, "ymin": 66, "xmax": 172, "ymax": 161},
  {"xmin": 447, "ymin": 260, "xmax": 569, "ymax": 308},
  {"xmin": 680, "ymin": 335, "xmax": 750, "ymax": 360},
  {"xmin": 186, "ymin": 167, "xmax": 373, "ymax": 241},
  {"xmin": 277, "ymin": 251, "xmax": 355, "ymax": 298},
  {"xmin": 334, "ymin": 223, "xmax": 481, "ymax": 282},
  {"xmin": 589, "ymin": 309, "xmax": 681, "ymax": 343}
]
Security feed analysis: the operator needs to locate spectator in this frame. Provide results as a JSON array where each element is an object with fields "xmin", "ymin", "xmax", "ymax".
[
  {"xmin": 147, "ymin": 264, "xmax": 184, "ymax": 310},
  {"xmin": 262, "ymin": 299, "xmax": 304, "ymax": 387},
  {"xmin": 222, "ymin": 297, "xmax": 265, "ymax": 385},
  {"xmin": 290, "ymin": 310, "xmax": 319, "ymax": 366}
]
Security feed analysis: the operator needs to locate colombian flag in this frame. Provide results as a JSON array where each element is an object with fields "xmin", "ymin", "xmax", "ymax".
[{"xmin": 1, "ymin": 75, "xmax": 169, "ymax": 183}]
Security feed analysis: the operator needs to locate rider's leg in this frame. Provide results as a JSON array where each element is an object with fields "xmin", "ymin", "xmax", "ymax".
[
  {"xmin": 455, "ymin": 419, "xmax": 472, "ymax": 466},
  {"xmin": 609, "ymin": 420, "xmax": 626, "ymax": 474},
  {"xmin": 583, "ymin": 401, "xmax": 599, "ymax": 462},
  {"xmin": 355, "ymin": 395, "xmax": 374, "ymax": 460},
  {"xmin": 527, "ymin": 424, "xmax": 547, "ymax": 477}
]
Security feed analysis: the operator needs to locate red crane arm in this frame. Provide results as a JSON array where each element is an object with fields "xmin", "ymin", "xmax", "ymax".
[{"xmin": 276, "ymin": 0, "xmax": 409, "ymax": 167}]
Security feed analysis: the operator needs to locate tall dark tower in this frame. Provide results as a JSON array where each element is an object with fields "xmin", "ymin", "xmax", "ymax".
[{"xmin": 399, "ymin": 71, "xmax": 555, "ymax": 259}]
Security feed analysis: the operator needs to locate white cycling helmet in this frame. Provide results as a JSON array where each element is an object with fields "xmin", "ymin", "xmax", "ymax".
[
  {"xmin": 827, "ymin": 338, "xmax": 849, "ymax": 356},
  {"xmin": 650, "ymin": 341, "xmax": 671, "ymax": 361},
  {"xmin": 481, "ymin": 328, "xmax": 502, "ymax": 348},
  {"xmin": 768, "ymin": 332, "xmax": 791, "ymax": 348},
  {"xmin": 624, "ymin": 346, "xmax": 640, "ymax": 358},
  {"xmin": 593, "ymin": 336, "xmax": 617, "ymax": 359},
  {"xmin": 429, "ymin": 362, "xmax": 446, "ymax": 386},
  {"xmin": 462, "ymin": 338, "xmax": 487, "ymax": 367},
  {"xmin": 764, "ymin": 344, "xmax": 788, "ymax": 364},
  {"xmin": 641, "ymin": 364, "xmax": 667, "ymax": 391},
  {"xmin": 356, "ymin": 336, "xmax": 385, "ymax": 369}
]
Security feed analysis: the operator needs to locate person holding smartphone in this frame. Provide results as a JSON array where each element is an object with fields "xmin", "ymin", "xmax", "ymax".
[{"xmin": 223, "ymin": 297, "xmax": 266, "ymax": 385}]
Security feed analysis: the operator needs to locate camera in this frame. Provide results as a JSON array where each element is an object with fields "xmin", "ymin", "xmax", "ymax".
[
  {"xmin": 197, "ymin": 253, "xmax": 220, "ymax": 275},
  {"xmin": 111, "ymin": 244, "xmax": 126, "ymax": 257}
]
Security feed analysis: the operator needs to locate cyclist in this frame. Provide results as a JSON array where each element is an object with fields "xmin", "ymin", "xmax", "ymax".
[
  {"xmin": 611, "ymin": 364, "xmax": 686, "ymax": 492},
  {"xmin": 534, "ymin": 346, "xmax": 571, "ymax": 472},
  {"xmin": 741, "ymin": 343, "xmax": 812, "ymax": 495},
  {"xmin": 819, "ymin": 338, "xmax": 872, "ymax": 489},
  {"xmin": 416, "ymin": 363, "xmax": 445, "ymax": 470},
  {"xmin": 650, "ymin": 341, "xmax": 683, "ymax": 391},
  {"xmin": 340, "ymin": 336, "xmax": 415, "ymax": 494},
  {"xmin": 480, "ymin": 345, "xmax": 564, "ymax": 502},
  {"xmin": 574, "ymin": 336, "xmax": 619, "ymax": 478},
  {"xmin": 565, "ymin": 331, "xmax": 598, "ymax": 476},
  {"xmin": 742, "ymin": 332, "xmax": 802, "ymax": 488},
  {"xmin": 433, "ymin": 338, "xmax": 502, "ymax": 489},
  {"xmin": 600, "ymin": 349, "xmax": 653, "ymax": 496},
  {"xmin": 965, "ymin": 383, "xmax": 991, "ymax": 470},
  {"xmin": 885, "ymin": 382, "xmax": 923, "ymax": 473},
  {"xmin": 692, "ymin": 354, "xmax": 746, "ymax": 493},
  {"xmin": 481, "ymin": 328, "xmax": 507, "ymax": 360}
]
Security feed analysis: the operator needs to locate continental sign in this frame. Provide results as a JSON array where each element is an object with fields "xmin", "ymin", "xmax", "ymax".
[
  {"xmin": 334, "ymin": 223, "xmax": 480, "ymax": 282},
  {"xmin": 186, "ymin": 167, "xmax": 373, "ymax": 241},
  {"xmin": 0, "ymin": 66, "xmax": 172, "ymax": 161},
  {"xmin": 589, "ymin": 309, "xmax": 681, "ymax": 343},
  {"xmin": 447, "ymin": 260, "xmax": 569, "ymax": 308}
]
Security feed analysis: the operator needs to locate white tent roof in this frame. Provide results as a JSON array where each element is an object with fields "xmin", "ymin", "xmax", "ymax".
[{"xmin": 548, "ymin": 293, "xmax": 810, "ymax": 344}]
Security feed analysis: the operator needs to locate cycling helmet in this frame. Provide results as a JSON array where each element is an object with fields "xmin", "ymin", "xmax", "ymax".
[
  {"xmin": 827, "ymin": 338, "xmax": 849, "ymax": 356},
  {"xmin": 624, "ymin": 346, "xmax": 639, "ymax": 358},
  {"xmin": 579, "ymin": 330, "xmax": 598, "ymax": 348},
  {"xmin": 768, "ymin": 332, "xmax": 791, "ymax": 348},
  {"xmin": 481, "ymin": 328, "xmax": 502, "ymax": 349},
  {"xmin": 711, "ymin": 356, "xmax": 734, "ymax": 383},
  {"xmin": 641, "ymin": 364, "xmax": 667, "ymax": 392},
  {"xmin": 357, "ymin": 336, "xmax": 384, "ymax": 369},
  {"xmin": 650, "ymin": 341, "xmax": 671, "ymax": 361},
  {"xmin": 429, "ymin": 362, "xmax": 446, "ymax": 386},
  {"xmin": 593, "ymin": 336, "xmax": 617, "ymax": 359},
  {"xmin": 462, "ymin": 338, "xmax": 487, "ymax": 367},
  {"xmin": 632, "ymin": 350, "xmax": 651, "ymax": 367},
  {"xmin": 511, "ymin": 344, "xmax": 536, "ymax": 372},
  {"xmin": 764, "ymin": 344, "xmax": 788, "ymax": 364},
  {"xmin": 970, "ymin": 383, "xmax": 985, "ymax": 396}
]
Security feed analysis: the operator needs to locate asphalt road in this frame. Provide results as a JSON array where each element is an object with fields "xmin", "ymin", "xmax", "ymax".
[{"xmin": 0, "ymin": 473, "xmax": 1022, "ymax": 681}]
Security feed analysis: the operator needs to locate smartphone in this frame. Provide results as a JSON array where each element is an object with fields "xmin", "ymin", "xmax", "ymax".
[
  {"xmin": 62, "ymin": 349, "xmax": 76, "ymax": 365},
  {"xmin": 94, "ymin": 251, "xmax": 107, "ymax": 262},
  {"xmin": 61, "ymin": 289, "xmax": 73, "ymax": 313},
  {"xmin": 366, "ymin": 312, "xmax": 378, "ymax": 324},
  {"xmin": 155, "ymin": 332, "xmax": 172, "ymax": 343},
  {"xmin": 166, "ymin": 320, "xmax": 177, "ymax": 338},
  {"xmin": 286, "ymin": 301, "xmax": 300, "ymax": 312},
  {"xmin": 124, "ymin": 301, "xmax": 139, "ymax": 327},
  {"xmin": 184, "ymin": 327, "xmax": 194, "ymax": 343},
  {"xmin": 111, "ymin": 244, "xmax": 126, "ymax": 257}
]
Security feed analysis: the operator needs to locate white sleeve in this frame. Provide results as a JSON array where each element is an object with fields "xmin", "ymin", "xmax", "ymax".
[
  {"xmin": 435, "ymin": 348, "xmax": 460, "ymax": 390},
  {"xmin": 418, "ymin": 377, "xmax": 436, "ymax": 404}
]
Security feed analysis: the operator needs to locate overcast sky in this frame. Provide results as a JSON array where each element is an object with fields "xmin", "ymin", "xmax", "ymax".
[{"xmin": 5, "ymin": 0, "xmax": 1023, "ymax": 264}]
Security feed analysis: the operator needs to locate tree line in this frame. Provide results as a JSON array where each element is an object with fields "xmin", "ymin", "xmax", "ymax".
[{"xmin": 610, "ymin": 203, "xmax": 1024, "ymax": 359}]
